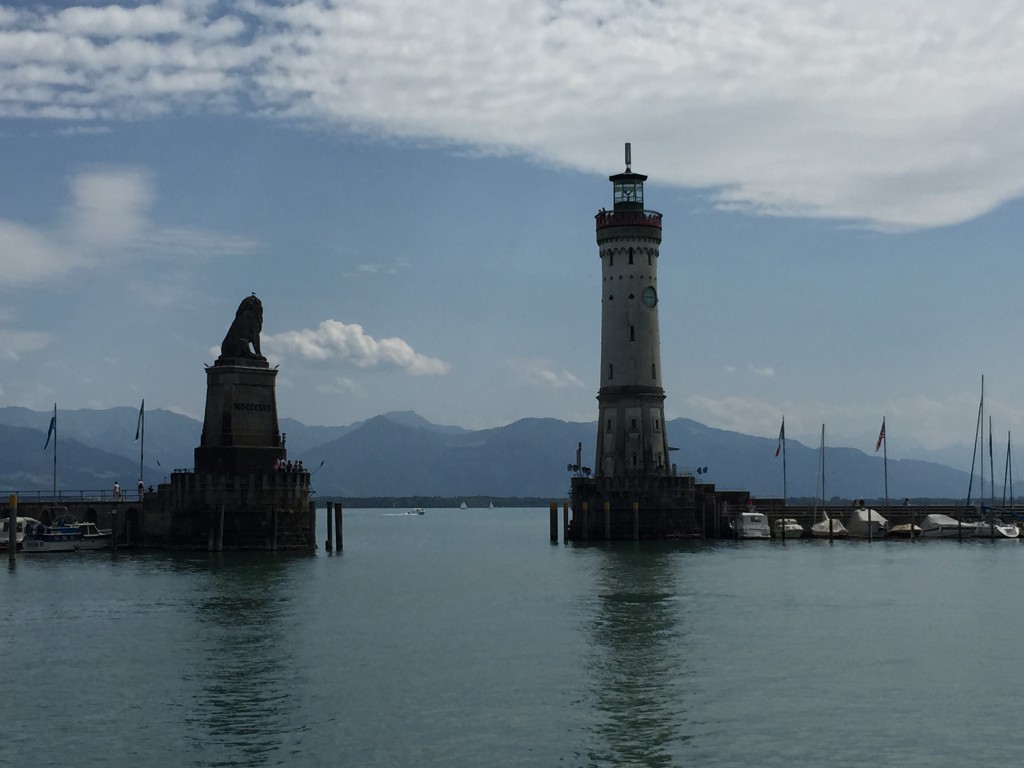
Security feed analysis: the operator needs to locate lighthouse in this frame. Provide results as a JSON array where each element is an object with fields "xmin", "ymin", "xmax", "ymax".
[
  {"xmin": 569, "ymin": 144, "xmax": 706, "ymax": 540},
  {"xmin": 594, "ymin": 143, "xmax": 670, "ymax": 478}
]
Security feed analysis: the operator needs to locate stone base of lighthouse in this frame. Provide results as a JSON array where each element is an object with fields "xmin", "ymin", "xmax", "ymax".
[{"xmin": 569, "ymin": 474, "xmax": 749, "ymax": 540}]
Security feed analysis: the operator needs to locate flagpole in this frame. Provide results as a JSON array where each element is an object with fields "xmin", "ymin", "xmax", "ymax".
[
  {"xmin": 781, "ymin": 417, "xmax": 787, "ymax": 504},
  {"xmin": 882, "ymin": 417, "xmax": 889, "ymax": 515},
  {"xmin": 136, "ymin": 399, "xmax": 145, "ymax": 488},
  {"xmin": 52, "ymin": 403, "xmax": 57, "ymax": 498}
]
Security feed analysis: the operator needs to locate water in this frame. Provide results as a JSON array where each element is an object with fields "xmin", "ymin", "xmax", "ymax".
[{"xmin": 5, "ymin": 507, "xmax": 1024, "ymax": 767}]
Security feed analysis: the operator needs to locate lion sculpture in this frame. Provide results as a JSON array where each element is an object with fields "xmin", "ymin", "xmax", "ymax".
[{"xmin": 220, "ymin": 294, "xmax": 265, "ymax": 360}]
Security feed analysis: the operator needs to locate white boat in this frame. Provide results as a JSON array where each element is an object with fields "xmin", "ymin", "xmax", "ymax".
[
  {"xmin": 772, "ymin": 517, "xmax": 804, "ymax": 540},
  {"xmin": 0, "ymin": 516, "xmax": 36, "ymax": 552},
  {"xmin": 810, "ymin": 511, "xmax": 848, "ymax": 538},
  {"xmin": 809, "ymin": 425, "xmax": 847, "ymax": 538},
  {"xmin": 972, "ymin": 514, "xmax": 1019, "ymax": 539},
  {"xmin": 52, "ymin": 513, "xmax": 113, "ymax": 550},
  {"xmin": 727, "ymin": 510, "xmax": 771, "ymax": 539},
  {"xmin": 889, "ymin": 523, "xmax": 922, "ymax": 538},
  {"xmin": 22, "ymin": 519, "xmax": 83, "ymax": 553},
  {"xmin": 919, "ymin": 513, "xmax": 976, "ymax": 538},
  {"xmin": 459, "ymin": 501, "xmax": 468, "ymax": 509},
  {"xmin": 846, "ymin": 507, "xmax": 889, "ymax": 538},
  {"xmin": 407, "ymin": 508, "xmax": 425, "ymax": 515}
]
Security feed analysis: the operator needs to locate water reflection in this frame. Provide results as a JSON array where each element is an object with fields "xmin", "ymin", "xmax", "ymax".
[
  {"xmin": 185, "ymin": 554, "xmax": 303, "ymax": 767},
  {"xmin": 583, "ymin": 542, "xmax": 699, "ymax": 767}
]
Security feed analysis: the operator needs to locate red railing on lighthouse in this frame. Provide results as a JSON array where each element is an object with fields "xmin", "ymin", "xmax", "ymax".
[{"xmin": 595, "ymin": 209, "xmax": 663, "ymax": 230}]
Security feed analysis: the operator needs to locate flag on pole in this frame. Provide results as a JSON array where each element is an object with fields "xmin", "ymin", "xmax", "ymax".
[
  {"xmin": 135, "ymin": 399, "xmax": 145, "ymax": 441},
  {"xmin": 44, "ymin": 413, "xmax": 56, "ymax": 450},
  {"xmin": 875, "ymin": 419, "xmax": 886, "ymax": 452},
  {"xmin": 774, "ymin": 418, "xmax": 785, "ymax": 457}
]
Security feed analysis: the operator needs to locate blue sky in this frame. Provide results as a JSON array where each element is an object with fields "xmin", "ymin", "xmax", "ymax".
[{"xmin": 2, "ymin": 1, "xmax": 1024, "ymax": 471}]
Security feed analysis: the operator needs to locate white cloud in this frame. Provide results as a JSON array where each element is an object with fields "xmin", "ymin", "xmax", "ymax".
[
  {"xmin": 0, "ymin": 168, "xmax": 257, "ymax": 287},
  {"xmin": 66, "ymin": 168, "xmax": 152, "ymax": 249},
  {"xmin": 0, "ymin": 220, "xmax": 83, "ymax": 283},
  {"xmin": 3, "ymin": 2, "xmax": 1024, "ymax": 229},
  {"xmin": 263, "ymin": 319, "xmax": 451, "ymax": 375},
  {"xmin": 0, "ymin": 328, "xmax": 52, "ymax": 361},
  {"xmin": 749, "ymin": 364, "xmax": 776, "ymax": 378},
  {"xmin": 514, "ymin": 358, "xmax": 585, "ymax": 389}
]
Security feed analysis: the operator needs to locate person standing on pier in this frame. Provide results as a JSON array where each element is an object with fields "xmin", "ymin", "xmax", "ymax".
[{"xmin": 114, "ymin": 481, "xmax": 121, "ymax": 501}]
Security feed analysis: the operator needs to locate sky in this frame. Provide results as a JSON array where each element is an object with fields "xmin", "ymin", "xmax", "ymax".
[{"xmin": 2, "ymin": 0, "xmax": 1024, "ymax": 471}]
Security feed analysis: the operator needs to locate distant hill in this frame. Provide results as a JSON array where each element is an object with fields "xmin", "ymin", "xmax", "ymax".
[{"xmin": 0, "ymin": 407, "xmax": 979, "ymax": 500}]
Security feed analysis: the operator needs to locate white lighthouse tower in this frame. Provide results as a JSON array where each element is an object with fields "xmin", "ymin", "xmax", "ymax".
[
  {"xmin": 570, "ymin": 144, "xmax": 705, "ymax": 540},
  {"xmin": 594, "ymin": 143, "xmax": 670, "ymax": 479}
]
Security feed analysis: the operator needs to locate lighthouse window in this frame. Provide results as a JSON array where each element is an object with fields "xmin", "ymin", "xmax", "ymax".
[
  {"xmin": 632, "ymin": 453, "xmax": 638, "ymax": 467},
  {"xmin": 652, "ymin": 364, "xmax": 656, "ymax": 379},
  {"xmin": 648, "ymin": 253, "xmax": 652, "ymax": 266},
  {"xmin": 631, "ymin": 418, "xmax": 637, "ymax": 430},
  {"xmin": 608, "ymin": 364, "xmax": 614, "ymax": 380},
  {"xmin": 606, "ymin": 419, "xmax": 612, "ymax": 431},
  {"xmin": 655, "ymin": 419, "xmax": 661, "ymax": 432},
  {"xmin": 630, "ymin": 326, "xmax": 635, "ymax": 341},
  {"xmin": 628, "ymin": 248, "xmax": 634, "ymax": 265},
  {"xmin": 609, "ymin": 253, "xmax": 613, "ymax": 266}
]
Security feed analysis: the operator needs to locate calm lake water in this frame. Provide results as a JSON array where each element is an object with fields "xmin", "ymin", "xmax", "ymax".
[{"xmin": 5, "ymin": 507, "xmax": 1024, "ymax": 767}]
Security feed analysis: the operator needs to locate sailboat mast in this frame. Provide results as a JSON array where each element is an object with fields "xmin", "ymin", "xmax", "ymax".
[
  {"xmin": 52, "ymin": 403, "xmax": 57, "ymax": 498},
  {"xmin": 139, "ymin": 402, "xmax": 145, "ymax": 485}
]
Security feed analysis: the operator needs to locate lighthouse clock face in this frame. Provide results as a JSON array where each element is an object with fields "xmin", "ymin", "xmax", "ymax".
[{"xmin": 642, "ymin": 286, "xmax": 658, "ymax": 308}]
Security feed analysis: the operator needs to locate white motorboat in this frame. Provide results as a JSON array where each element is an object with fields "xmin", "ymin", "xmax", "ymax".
[
  {"xmin": 727, "ymin": 510, "xmax": 771, "ymax": 539},
  {"xmin": 972, "ymin": 516, "xmax": 1019, "ymax": 539},
  {"xmin": 846, "ymin": 507, "xmax": 889, "ymax": 538},
  {"xmin": 52, "ymin": 514, "xmax": 113, "ymax": 550},
  {"xmin": 0, "ymin": 516, "xmax": 36, "ymax": 552},
  {"xmin": 810, "ymin": 511, "xmax": 848, "ymax": 538},
  {"xmin": 918, "ymin": 513, "xmax": 976, "ymax": 539},
  {"xmin": 22, "ymin": 519, "xmax": 83, "ymax": 553},
  {"xmin": 772, "ymin": 517, "xmax": 804, "ymax": 540}
]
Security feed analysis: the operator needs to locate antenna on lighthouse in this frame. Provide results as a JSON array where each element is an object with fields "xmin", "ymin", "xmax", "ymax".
[{"xmin": 625, "ymin": 142, "xmax": 632, "ymax": 171}]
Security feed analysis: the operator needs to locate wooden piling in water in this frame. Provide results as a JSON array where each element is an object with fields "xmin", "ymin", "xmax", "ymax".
[
  {"xmin": 549, "ymin": 502, "xmax": 557, "ymax": 543},
  {"xmin": 604, "ymin": 501, "xmax": 611, "ymax": 540},
  {"xmin": 216, "ymin": 504, "xmax": 225, "ymax": 552},
  {"xmin": 632, "ymin": 501, "xmax": 639, "ymax": 540},
  {"xmin": 334, "ymin": 502, "xmax": 343, "ymax": 551},
  {"xmin": 111, "ymin": 508, "xmax": 118, "ymax": 552},
  {"xmin": 325, "ymin": 501, "xmax": 334, "ymax": 553},
  {"xmin": 562, "ymin": 501, "xmax": 569, "ymax": 545},
  {"xmin": 8, "ymin": 494, "xmax": 17, "ymax": 562},
  {"xmin": 308, "ymin": 500, "xmax": 317, "ymax": 550},
  {"xmin": 271, "ymin": 506, "xmax": 278, "ymax": 551},
  {"xmin": 582, "ymin": 502, "xmax": 589, "ymax": 540}
]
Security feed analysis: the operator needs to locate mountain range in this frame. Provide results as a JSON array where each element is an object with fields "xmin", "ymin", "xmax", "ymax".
[{"xmin": 0, "ymin": 406, "xmax": 985, "ymax": 501}]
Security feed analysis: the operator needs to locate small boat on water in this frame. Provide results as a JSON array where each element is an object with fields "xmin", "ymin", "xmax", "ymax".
[
  {"xmin": 918, "ymin": 513, "xmax": 976, "ymax": 539},
  {"xmin": 972, "ymin": 513, "xmax": 1019, "ymax": 539},
  {"xmin": 0, "ymin": 516, "xmax": 35, "ymax": 552},
  {"xmin": 846, "ymin": 507, "xmax": 889, "ymax": 538},
  {"xmin": 810, "ymin": 511, "xmax": 848, "ymax": 538},
  {"xmin": 407, "ymin": 508, "xmax": 425, "ymax": 516},
  {"xmin": 52, "ymin": 513, "xmax": 113, "ymax": 550},
  {"xmin": 727, "ymin": 510, "xmax": 771, "ymax": 539},
  {"xmin": 772, "ymin": 518, "xmax": 804, "ymax": 540},
  {"xmin": 22, "ymin": 519, "xmax": 83, "ymax": 553},
  {"xmin": 889, "ymin": 523, "xmax": 922, "ymax": 538}
]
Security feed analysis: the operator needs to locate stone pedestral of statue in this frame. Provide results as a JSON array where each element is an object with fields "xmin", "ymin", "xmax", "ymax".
[{"xmin": 195, "ymin": 294, "xmax": 285, "ymax": 475}]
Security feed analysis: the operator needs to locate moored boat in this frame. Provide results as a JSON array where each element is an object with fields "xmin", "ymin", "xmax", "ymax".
[
  {"xmin": 918, "ymin": 513, "xmax": 976, "ymax": 539},
  {"xmin": 52, "ymin": 514, "xmax": 113, "ymax": 550},
  {"xmin": 810, "ymin": 512, "xmax": 848, "ymax": 538},
  {"xmin": 727, "ymin": 510, "xmax": 771, "ymax": 539},
  {"xmin": 846, "ymin": 507, "xmax": 889, "ymax": 538},
  {"xmin": 972, "ymin": 514, "xmax": 1019, "ymax": 539},
  {"xmin": 22, "ymin": 520, "xmax": 83, "ymax": 553},
  {"xmin": 0, "ymin": 516, "xmax": 36, "ymax": 552},
  {"xmin": 772, "ymin": 517, "xmax": 804, "ymax": 540}
]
